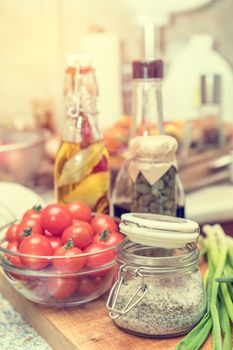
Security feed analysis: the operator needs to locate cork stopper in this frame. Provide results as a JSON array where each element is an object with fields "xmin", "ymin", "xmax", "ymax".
[
  {"xmin": 127, "ymin": 135, "xmax": 178, "ymax": 162},
  {"xmin": 66, "ymin": 53, "xmax": 92, "ymax": 75},
  {"xmin": 67, "ymin": 53, "xmax": 91, "ymax": 68}
]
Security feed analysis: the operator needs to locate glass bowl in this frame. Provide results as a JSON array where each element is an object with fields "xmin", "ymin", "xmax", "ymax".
[
  {"xmin": 0, "ymin": 240, "xmax": 117, "ymax": 307},
  {"xmin": 0, "ymin": 129, "xmax": 48, "ymax": 185}
]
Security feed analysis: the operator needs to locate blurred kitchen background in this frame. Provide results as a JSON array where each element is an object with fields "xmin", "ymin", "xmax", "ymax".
[
  {"xmin": 1, "ymin": 0, "xmax": 233, "ymax": 228},
  {"xmin": 1, "ymin": 0, "xmax": 233, "ymax": 128}
]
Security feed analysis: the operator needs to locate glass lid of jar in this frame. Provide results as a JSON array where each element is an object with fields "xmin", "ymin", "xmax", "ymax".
[{"xmin": 119, "ymin": 213, "xmax": 199, "ymax": 248}]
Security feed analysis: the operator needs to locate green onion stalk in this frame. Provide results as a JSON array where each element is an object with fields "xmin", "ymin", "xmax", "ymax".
[{"xmin": 176, "ymin": 225, "xmax": 233, "ymax": 350}]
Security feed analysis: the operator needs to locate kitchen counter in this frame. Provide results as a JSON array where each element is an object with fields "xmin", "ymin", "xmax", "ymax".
[
  {"xmin": 0, "ymin": 292, "xmax": 51, "ymax": 350},
  {"xmin": 0, "ymin": 183, "xmax": 232, "ymax": 349},
  {"xmin": 186, "ymin": 183, "xmax": 233, "ymax": 224}
]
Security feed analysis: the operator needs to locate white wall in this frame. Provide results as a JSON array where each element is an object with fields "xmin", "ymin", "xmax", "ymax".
[
  {"xmin": 0, "ymin": 0, "xmax": 64, "ymax": 128},
  {"xmin": 0, "ymin": 0, "xmax": 127, "ymax": 130},
  {"xmin": 0, "ymin": 0, "xmax": 232, "ymax": 130}
]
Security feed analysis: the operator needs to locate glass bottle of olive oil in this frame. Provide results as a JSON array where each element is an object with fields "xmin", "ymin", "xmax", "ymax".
[{"xmin": 54, "ymin": 55, "xmax": 110, "ymax": 213}]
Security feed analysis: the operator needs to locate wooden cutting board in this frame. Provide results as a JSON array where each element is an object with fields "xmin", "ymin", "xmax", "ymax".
[{"xmin": 0, "ymin": 273, "xmax": 214, "ymax": 350}]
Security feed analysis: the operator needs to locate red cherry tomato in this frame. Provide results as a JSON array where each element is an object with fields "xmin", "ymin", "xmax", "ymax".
[
  {"xmin": 47, "ymin": 277, "xmax": 78, "ymax": 300},
  {"xmin": 72, "ymin": 220, "xmax": 94, "ymax": 237},
  {"xmin": 16, "ymin": 218, "xmax": 43, "ymax": 242},
  {"xmin": 26, "ymin": 277, "xmax": 50, "ymax": 300},
  {"xmin": 23, "ymin": 204, "xmax": 42, "ymax": 221},
  {"xmin": 78, "ymin": 278, "xmax": 95, "ymax": 296},
  {"xmin": 41, "ymin": 204, "xmax": 72, "ymax": 236},
  {"xmin": 18, "ymin": 234, "xmax": 53, "ymax": 270},
  {"xmin": 5, "ymin": 240, "xmax": 18, "ymax": 260},
  {"xmin": 23, "ymin": 204, "xmax": 42, "ymax": 218},
  {"xmin": 44, "ymin": 230, "xmax": 53, "ymax": 237},
  {"xmin": 6, "ymin": 241, "xmax": 19, "ymax": 253},
  {"xmin": 91, "ymin": 215, "xmax": 118, "ymax": 236},
  {"xmin": 6, "ymin": 223, "xmax": 19, "ymax": 242},
  {"xmin": 66, "ymin": 201, "xmax": 92, "ymax": 222},
  {"xmin": 83, "ymin": 243, "xmax": 115, "ymax": 276},
  {"xmin": 53, "ymin": 240, "xmax": 86, "ymax": 273},
  {"xmin": 48, "ymin": 236, "xmax": 62, "ymax": 252},
  {"xmin": 25, "ymin": 212, "xmax": 41, "ymax": 222},
  {"xmin": 61, "ymin": 224, "xmax": 92, "ymax": 250},
  {"xmin": 90, "ymin": 276, "xmax": 104, "ymax": 288},
  {"xmin": 6, "ymin": 241, "xmax": 23, "ymax": 268},
  {"xmin": 92, "ymin": 231, "xmax": 123, "ymax": 247},
  {"xmin": 10, "ymin": 255, "xmax": 23, "ymax": 268}
]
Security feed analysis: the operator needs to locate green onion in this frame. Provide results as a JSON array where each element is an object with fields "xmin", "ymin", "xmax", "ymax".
[
  {"xmin": 220, "ymin": 282, "xmax": 233, "ymax": 322},
  {"xmin": 175, "ymin": 313, "xmax": 212, "ymax": 350},
  {"xmin": 228, "ymin": 283, "xmax": 233, "ymax": 300},
  {"xmin": 207, "ymin": 225, "xmax": 228, "ymax": 350},
  {"xmin": 176, "ymin": 246, "xmax": 214, "ymax": 350},
  {"xmin": 219, "ymin": 295, "xmax": 232, "ymax": 350},
  {"xmin": 176, "ymin": 224, "xmax": 233, "ymax": 350},
  {"xmin": 227, "ymin": 238, "xmax": 233, "ymax": 267},
  {"xmin": 216, "ymin": 277, "xmax": 233, "ymax": 283}
]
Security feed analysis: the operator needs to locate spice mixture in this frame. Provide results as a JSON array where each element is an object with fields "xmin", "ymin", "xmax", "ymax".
[{"xmin": 114, "ymin": 271, "xmax": 206, "ymax": 337}]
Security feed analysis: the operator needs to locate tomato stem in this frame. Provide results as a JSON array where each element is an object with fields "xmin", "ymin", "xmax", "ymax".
[
  {"xmin": 22, "ymin": 227, "xmax": 32, "ymax": 237},
  {"xmin": 99, "ymin": 230, "xmax": 110, "ymax": 241},
  {"xmin": 32, "ymin": 204, "xmax": 43, "ymax": 212},
  {"xmin": 64, "ymin": 238, "xmax": 74, "ymax": 250}
]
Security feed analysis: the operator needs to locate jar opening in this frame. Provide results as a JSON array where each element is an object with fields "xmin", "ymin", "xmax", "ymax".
[
  {"xmin": 117, "ymin": 238, "xmax": 199, "ymax": 271},
  {"xmin": 131, "ymin": 213, "xmax": 186, "ymax": 224}
]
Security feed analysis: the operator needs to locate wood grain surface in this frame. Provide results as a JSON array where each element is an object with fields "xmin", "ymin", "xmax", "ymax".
[{"xmin": 0, "ymin": 273, "xmax": 216, "ymax": 350}]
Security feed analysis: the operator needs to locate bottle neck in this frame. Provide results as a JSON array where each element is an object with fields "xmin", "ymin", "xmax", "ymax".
[
  {"xmin": 64, "ymin": 67, "xmax": 76, "ymax": 111},
  {"xmin": 131, "ymin": 78, "xmax": 164, "ymax": 137},
  {"xmin": 63, "ymin": 68, "xmax": 102, "ymax": 145}
]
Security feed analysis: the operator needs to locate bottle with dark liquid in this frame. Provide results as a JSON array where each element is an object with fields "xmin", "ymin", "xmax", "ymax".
[
  {"xmin": 111, "ymin": 59, "xmax": 185, "ymax": 219},
  {"xmin": 176, "ymin": 175, "xmax": 185, "ymax": 218}
]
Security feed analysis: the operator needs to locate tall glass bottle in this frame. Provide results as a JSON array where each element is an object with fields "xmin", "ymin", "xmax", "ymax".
[
  {"xmin": 55, "ymin": 55, "xmax": 110, "ymax": 213},
  {"xmin": 199, "ymin": 74, "xmax": 225, "ymax": 149},
  {"xmin": 111, "ymin": 59, "xmax": 185, "ymax": 218},
  {"xmin": 130, "ymin": 59, "xmax": 164, "ymax": 137}
]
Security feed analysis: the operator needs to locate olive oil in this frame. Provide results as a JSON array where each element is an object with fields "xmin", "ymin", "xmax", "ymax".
[
  {"xmin": 55, "ymin": 140, "xmax": 110, "ymax": 213},
  {"xmin": 54, "ymin": 54, "xmax": 110, "ymax": 213}
]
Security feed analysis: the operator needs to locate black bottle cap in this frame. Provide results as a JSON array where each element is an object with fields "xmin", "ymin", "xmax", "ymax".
[{"xmin": 132, "ymin": 59, "xmax": 163, "ymax": 79}]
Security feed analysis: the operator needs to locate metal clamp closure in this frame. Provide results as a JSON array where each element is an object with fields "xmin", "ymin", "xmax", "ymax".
[{"xmin": 106, "ymin": 264, "xmax": 148, "ymax": 319}]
